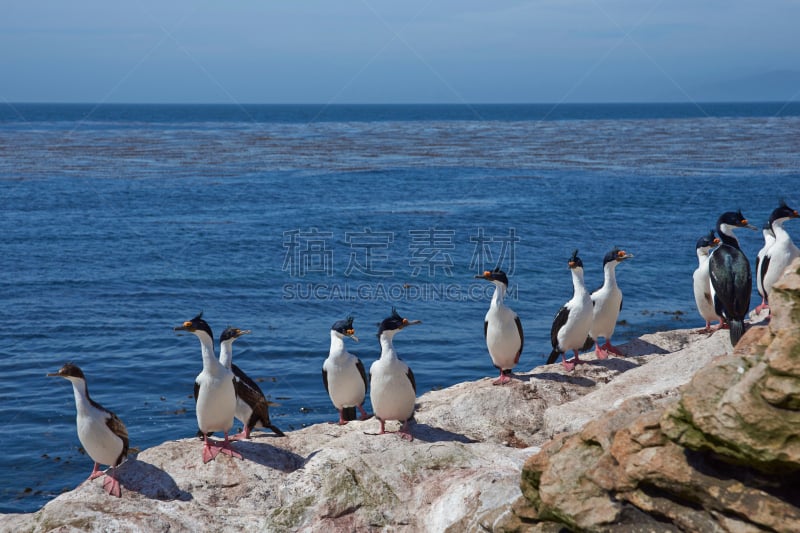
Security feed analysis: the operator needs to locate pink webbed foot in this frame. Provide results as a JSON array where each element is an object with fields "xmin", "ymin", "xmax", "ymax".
[
  {"xmin": 230, "ymin": 426, "xmax": 252, "ymax": 441},
  {"xmin": 492, "ymin": 375, "xmax": 512, "ymax": 385},
  {"xmin": 492, "ymin": 370, "xmax": 513, "ymax": 385},
  {"xmin": 595, "ymin": 345, "xmax": 609, "ymax": 360},
  {"xmin": 336, "ymin": 410, "xmax": 350, "ymax": 426},
  {"xmin": 373, "ymin": 418, "xmax": 412, "ymax": 440},
  {"xmin": 755, "ymin": 300, "xmax": 769, "ymax": 313},
  {"xmin": 695, "ymin": 322, "xmax": 712, "ymax": 334},
  {"xmin": 102, "ymin": 472, "xmax": 122, "ymax": 498},
  {"xmin": 88, "ymin": 463, "xmax": 104, "ymax": 481},
  {"xmin": 202, "ymin": 439, "xmax": 221, "ymax": 464},
  {"xmin": 563, "ymin": 350, "xmax": 585, "ymax": 371},
  {"xmin": 217, "ymin": 434, "xmax": 243, "ymax": 460},
  {"xmin": 399, "ymin": 420, "xmax": 414, "ymax": 441}
]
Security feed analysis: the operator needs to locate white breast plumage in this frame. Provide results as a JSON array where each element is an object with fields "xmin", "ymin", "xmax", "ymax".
[{"xmin": 370, "ymin": 356, "xmax": 415, "ymax": 422}]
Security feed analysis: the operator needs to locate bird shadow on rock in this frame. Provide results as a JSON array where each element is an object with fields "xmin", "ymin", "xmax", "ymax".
[
  {"xmin": 522, "ymin": 372, "xmax": 596, "ymax": 388},
  {"xmin": 410, "ymin": 422, "xmax": 478, "ymax": 444},
  {"xmin": 619, "ymin": 339, "xmax": 671, "ymax": 357},
  {"xmin": 231, "ymin": 440, "xmax": 305, "ymax": 473},
  {"xmin": 116, "ymin": 457, "xmax": 192, "ymax": 502},
  {"xmin": 585, "ymin": 357, "xmax": 639, "ymax": 372}
]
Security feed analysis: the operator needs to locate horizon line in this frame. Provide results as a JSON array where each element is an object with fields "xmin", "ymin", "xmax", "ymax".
[{"xmin": 3, "ymin": 100, "xmax": 798, "ymax": 106}]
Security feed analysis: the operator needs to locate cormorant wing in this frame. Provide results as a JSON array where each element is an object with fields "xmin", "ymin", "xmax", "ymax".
[
  {"xmin": 356, "ymin": 358, "xmax": 368, "ymax": 391},
  {"xmin": 105, "ymin": 412, "xmax": 129, "ymax": 464},
  {"xmin": 231, "ymin": 363, "xmax": 263, "ymax": 393},
  {"xmin": 760, "ymin": 255, "xmax": 771, "ymax": 296},
  {"xmin": 546, "ymin": 306, "xmax": 570, "ymax": 365},
  {"xmin": 550, "ymin": 306, "xmax": 569, "ymax": 349},
  {"xmin": 514, "ymin": 316, "xmax": 524, "ymax": 364},
  {"xmin": 406, "ymin": 367, "xmax": 417, "ymax": 394},
  {"xmin": 232, "ymin": 362, "xmax": 267, "ymax": 406},
  {"xmin": 709, "ymin": 247, "xmax": 752, "ymax": 320}
]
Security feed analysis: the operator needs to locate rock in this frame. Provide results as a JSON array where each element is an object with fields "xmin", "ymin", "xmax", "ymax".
[
  {"xmin": 662, "ymin": 258, "xmax": 800, "ymax": 473},
  {"xmin": 3, "ymin": 327, "xmax": 716, "ymax": 533},
  {"xmin": 518, "ymin": 258, "xmax": 800, "ymax": 532},
  {"xmin": 542, "ymin": 329, "xmax": 732, "ymax": 437},
  {"xmin": 2, "ymin": 424, "xmax": 536, "ymax": 532},
  {"xmin": 8, "ymin": 262, "xmax": 800, "ymax": 531}
]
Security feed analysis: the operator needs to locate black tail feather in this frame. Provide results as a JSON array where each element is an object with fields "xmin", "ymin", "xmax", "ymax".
[
  {"xmin": 729, "ymin": 319, "xmax": 745, "ymax": 346},
  {"xmin": 546, "ymin": 349, "xmax": 561, "ymax": 365},
  {"xmin": 342, "ymin": 406, "xmax": 358, "ymax": 421},
  {"xmin": 247, "ymin": 412, "xmax": 285, "ymax": 438},
  {"xmin": 268, "ymin": 424, "xmax": 286, "ymax": 437}
]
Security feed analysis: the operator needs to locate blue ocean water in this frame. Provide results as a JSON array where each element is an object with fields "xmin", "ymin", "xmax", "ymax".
[{"xmin": 1, "ymin": 102, "xmax": 799, "ymax": 513}]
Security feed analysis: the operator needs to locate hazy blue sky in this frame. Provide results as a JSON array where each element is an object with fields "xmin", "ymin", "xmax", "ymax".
[{"xmin": 2, "ymin": 1, "xmax": 799, "ymax": 104}]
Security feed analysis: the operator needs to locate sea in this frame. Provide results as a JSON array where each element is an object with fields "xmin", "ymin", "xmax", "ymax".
[{"xmin": 1, "ymin": 102, "xmax": 799, "ymax": 513}]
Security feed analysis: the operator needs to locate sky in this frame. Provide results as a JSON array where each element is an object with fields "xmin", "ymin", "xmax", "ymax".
[{"xmin": 1, "ymin": 0, "xmax": 799, "ymax": 104}]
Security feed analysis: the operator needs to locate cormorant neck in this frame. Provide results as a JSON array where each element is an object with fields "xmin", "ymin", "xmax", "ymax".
[
  {"xmin": 194, "ymin": 331, "xmax": 220, "ymax": 371},
  {"xmin": 571, "ymin": 267, "xmax": 587, "ymax": 295},
  {"xmin": 69, "ymin": 378, "xmax": 92, "ymax": 414},
  {"xmin": 717, "ymin": 223, "xmax": 741, "ymax": 249},
  {"xmin": 491, "ymin": 281, "xmax": 507, "ymax": 307},
  {"xmin": 603, "ymin": 262, "xmax": 619, "ymax": 288},
  {"xmin": 771, "ymin": 218, "xmax": 791, "ymax": 240},
  {"xmin": 329, "ymin": 330, "xmax": 346, "ymax": 356},
  {"xmin": 219, "ymin": 340, "xmax": 233, "ymax": 370},
  {"xmin": 379, "ymin": 331, "xmax": 398, "ymax": 360}
]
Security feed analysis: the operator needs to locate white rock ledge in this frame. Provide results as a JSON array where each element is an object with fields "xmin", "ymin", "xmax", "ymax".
[{"xmin": 2, "ymin": 325, "xmax": 740, "ymax": 532}]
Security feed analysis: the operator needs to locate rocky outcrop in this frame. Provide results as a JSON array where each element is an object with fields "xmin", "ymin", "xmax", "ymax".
[
  {"xmin": 517, "ymin": 258, "xmax": 800, "ymax": 532},
  {"xmin": 7, "ymin": 263, "xmax": 799, "ymax": 532}
]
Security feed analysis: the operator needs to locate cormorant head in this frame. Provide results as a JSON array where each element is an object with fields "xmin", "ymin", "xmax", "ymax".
[
  {"xmin": 220, "ymin": 326, "xmax": 251, "ymax": 344},
  {"xmin": 568, "ymin": 249, "xmax": 583, "ymax": 270},
  {"xmin": 331, "ymin": 316, "xmax": 358, "ymax": 342},
  {"xmin": 603, "ymin": 247, "xmax": 634, "ymax": 266},
  {"xmin": 377, "ymin": 307, "xmax": 422, "ymax": 338},
  {"xmin": 696, "ymin": 230, "xmax": 719, "ymax": 250},
  {"xmin": 47, "ymin": 362, "xmax": 86, "ymax": 383},
  {"xmin": 474, "ymin": 267, "xmax": 509, "ymax": 286},
  {"xmin": 174, "ymin": 312, "xmax": 214, "ymax": 339},
  {"xmin": 717, "ymin": 210, "xmax": 757, "ymax": 231},
  {"xmin": 769, "ymin": 200, "xmax": 799, "ymax": 225}
]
